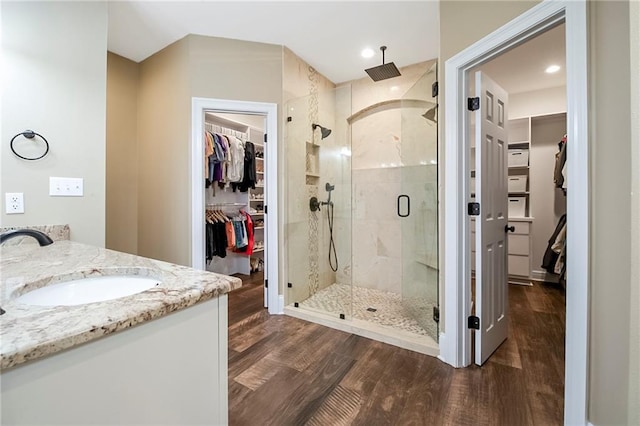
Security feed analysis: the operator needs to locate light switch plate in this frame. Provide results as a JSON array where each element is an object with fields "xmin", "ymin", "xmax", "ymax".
[
  {"xmin": 49, "ymin": 177, "xmax": 84, "ymax": 197},
  {"xmin": 5, "ymin": 193, "xmax": 24, "ymax": 214}
]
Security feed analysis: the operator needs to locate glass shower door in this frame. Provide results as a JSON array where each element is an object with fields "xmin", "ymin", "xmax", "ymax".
[
  {"xmin": 284, "ymin": 85, "xmax": 353, "ymax": 320},
  {"xmin": 399, "ymin": 62, "xmax": 439, "ymax": 342}
]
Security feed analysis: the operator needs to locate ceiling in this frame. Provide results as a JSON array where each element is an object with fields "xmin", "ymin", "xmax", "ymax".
[
  {"xmin": 107, "ymin": 2, "xmax": 565, "ymax": 91},
  {"xmin": 107, "ymin": 1, "xmax": 440, "ymax": 84},
  {"xmin": 476, "ymin": 23, "xmax": 566, "ymax": 94}
]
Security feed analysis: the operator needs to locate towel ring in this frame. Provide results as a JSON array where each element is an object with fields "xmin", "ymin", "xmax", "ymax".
[{"xmin": 10, "ymin": 130, "xmax": 50, "ymax": 161}]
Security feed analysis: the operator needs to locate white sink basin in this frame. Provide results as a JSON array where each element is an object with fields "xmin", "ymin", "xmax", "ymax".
[{"xmin": 15, "ymin": 275, "xmax": 161, "ymax": 306}]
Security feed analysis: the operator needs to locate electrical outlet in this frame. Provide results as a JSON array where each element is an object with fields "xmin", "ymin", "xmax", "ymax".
[{"xmin": 5, "ymin": 193, "xmax": 24, "ymax": 214}]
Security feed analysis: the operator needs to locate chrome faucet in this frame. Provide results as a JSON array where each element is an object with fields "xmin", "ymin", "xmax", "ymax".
[{"xmin": 0, "ymin": 229, "xmax": 54, "ymax": 246}]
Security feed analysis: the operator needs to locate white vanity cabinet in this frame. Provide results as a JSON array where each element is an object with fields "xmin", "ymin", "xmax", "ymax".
[{"xmin": 1, "ymin": 296, "xmax": 229, "ymax": 425}]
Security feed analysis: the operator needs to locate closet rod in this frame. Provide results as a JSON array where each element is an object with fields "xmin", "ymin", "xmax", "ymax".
[
  {"xmin": 204, "ymin": 122, "xmax": 247, "ymax": 140},
  {"xmin": 206, "ymin": 202, "xmax": 247, "ymax": 208}
]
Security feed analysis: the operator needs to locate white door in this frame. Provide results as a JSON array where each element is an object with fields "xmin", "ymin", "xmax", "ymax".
[{"xmin": 474, "ymin": 71, "xmax": 509, "ymax": 365}]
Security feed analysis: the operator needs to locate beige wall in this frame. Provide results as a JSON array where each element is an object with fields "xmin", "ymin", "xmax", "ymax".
[
  {"xmin": 106, "ymin": 52, "xmax": 139, "ymax": 255},
  {"xmin": 188, "ymin": 35, "xmax": 283, "ymax": 105},
  {"xmin": 629, "ymin": 1, "xmax": 640, "ymax": 423},
  {"xmin": 137, "ymin": 38, "xmax": 191, "ymax": 265},
  {"xmin": 589, "ymin": 2, "xmax": 632, "ymax": 424},
  {"xmin": 440, "ymin": 1, "xmax": 636, "ymax": 424},
  {"xmin": 0, "ymin": 1, "xmax": 107, "ymax": 246},
  {"xmin": 135, "ymin": 35, "xmax": 284, "ymax": 267}
]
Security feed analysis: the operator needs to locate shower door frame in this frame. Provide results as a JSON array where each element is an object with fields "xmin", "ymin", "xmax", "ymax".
[
  {"xmin": 190, "ymin": 97, "xmax": 281, "ymax": 314},
  {"xmin": 442, "ymin": 1, "xmax": 589, "ymax": 424}
]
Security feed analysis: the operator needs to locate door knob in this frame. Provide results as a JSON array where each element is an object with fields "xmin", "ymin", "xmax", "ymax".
[{"xmin": 505, "ymin": 225, "xmax": 515, "ymax": 233}]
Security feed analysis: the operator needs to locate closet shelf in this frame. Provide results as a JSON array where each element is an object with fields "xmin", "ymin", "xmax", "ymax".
[
  {"xmin": 306, "ymin": 172, "xmax": 321, "ymax": 178},
  {"xmin": 254, "ymin": 226, "xmax": 264, "ymax": 230},
  {"xmin": 256, "ymin": 157, "xmax": 264, "ymax": 161},
  {"xmin": 253, "ymin": 248, "xmax": 265, "ymax": 253}
]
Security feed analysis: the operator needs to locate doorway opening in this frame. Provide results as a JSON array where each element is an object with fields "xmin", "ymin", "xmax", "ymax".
[
  {"xmin": 465, "ymin": 23, "xmax": 568, "ymax": 424},
  {"xmin": 443, "ymin": 2, "xmax": 589, "ymax": 424},
  {"xmin": 191, "ymin": 98, "xmax": 280, "ymax": 314}
]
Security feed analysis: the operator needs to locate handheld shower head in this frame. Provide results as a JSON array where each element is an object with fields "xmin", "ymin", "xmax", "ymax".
[
  {"xmin": 325, "ymin": 182, "xmax": 335, "ymax": 204},
  {"xmin": 312, "ymin": 123, "xmax": 332, "ymax": 139}
]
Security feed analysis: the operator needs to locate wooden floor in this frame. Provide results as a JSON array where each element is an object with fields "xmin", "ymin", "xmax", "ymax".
[{"xmin": 228, "ymin": 274, "xmax": 566, "ymax": 426}]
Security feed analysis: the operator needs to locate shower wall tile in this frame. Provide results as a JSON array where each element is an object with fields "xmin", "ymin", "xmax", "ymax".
[
  {"xmin": 286, "ymin": 221, "xmax": 311, "ymax": 303},
  {"xmin": 376, "ymin": 219, "xmax": 401, "ymax": 259},
  {"xmin": 352, "ymin": 111, "xmax": 401, "ymax": 170},
  {"xmin": 353, "ymin": 253, "xmax": 402, "ymax": 294}
]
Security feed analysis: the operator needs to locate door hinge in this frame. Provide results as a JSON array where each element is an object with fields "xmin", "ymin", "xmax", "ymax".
[
  {"xmin": 432, "ymin": 81, "xmax": 439, "ymax": 97},
  {"xmin": 468, "ymin": 202, "xmax": 480, "ymax": 216},
  {"xmin": 468, "ymin": 315, "xmax": 480, "ymax": 330},
  {"xmin": 287, "ymin": 116, "xmax": 292, "ymax": 122},
  {"xmin": 433, "ymin": 306, "xmax": 440, "ymax": 323},
  {"xmin": 287, "ymin": 282, "xmax": 293, "ymax": 288},
  {"xmin": 264, "ymin": 279, "xmax": 268, "ymax": 288},
  {"xmin": 468, "ymin": 97, "xmax": 480, "ymax": 111},
  {"xmin": 264, "ymin": 205, "xmax": 267, "ymax": 214},
  {"xmin": 264, "ymin": 133, "xmax": 267, "ymax": 143}
]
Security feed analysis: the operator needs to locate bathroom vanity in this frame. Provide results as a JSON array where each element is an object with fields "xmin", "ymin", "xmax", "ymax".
[{"xmin": 0, "ymin": 240, "xmax": 242, "ymax": 425}]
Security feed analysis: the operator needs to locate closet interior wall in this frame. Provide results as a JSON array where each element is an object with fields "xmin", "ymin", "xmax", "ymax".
[
  {"xmin": 204, "ymin": 113, "xmax": 266, "ymax": 277},
  {"xmin": 530, "ymin": 113, "xmax": 567, "ymax": 283}
]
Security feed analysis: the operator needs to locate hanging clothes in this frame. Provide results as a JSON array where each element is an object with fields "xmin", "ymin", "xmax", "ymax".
[
  {"xmin": 225, "ymin": 220, "xmax": 236, "ymax": 249},
  {"xmin": 205, "ymin": 210, "xmax": 230, "ymax": 262},
  {"xmin": 226, "ymin": 136, "xmax": 245, "ymax": 184},
  {"xmin": 542, "ymin": 214, "xmax": 567, "ymax": 274},
  {"xmin": 554, "ymin": 135, "xmax": 567, "ymax": 191},
  {"xmin": 236, "ymin": 210, "xmax": 254, "ymax": 255},
  {"xmin": 204, "ymin": 131, "xmax": 214, "ymax": 185},
  {"xmin": 234, "ymin": 141, "xmax": 256, "ymax": 192}
]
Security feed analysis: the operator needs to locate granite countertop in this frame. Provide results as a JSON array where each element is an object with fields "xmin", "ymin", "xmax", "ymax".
[{"xmin": 0, "ymin": 240, "xmax": 242, "ymax": 370}]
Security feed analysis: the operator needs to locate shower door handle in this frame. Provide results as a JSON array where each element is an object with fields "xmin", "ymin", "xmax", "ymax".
[{"xmin": 397, "ymin": 195, "xmax": 410, "ymax": 218}]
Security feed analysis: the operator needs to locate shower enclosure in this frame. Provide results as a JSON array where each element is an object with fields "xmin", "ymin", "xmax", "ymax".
[{"xmin": 284, "ymin": 62, "xmax": 439, "ymax": 351}]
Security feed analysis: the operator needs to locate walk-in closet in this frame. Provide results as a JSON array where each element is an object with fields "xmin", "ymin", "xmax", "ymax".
[{"xmin": 203, "ymin": 112, "xmax": 267, "ymax": 291}]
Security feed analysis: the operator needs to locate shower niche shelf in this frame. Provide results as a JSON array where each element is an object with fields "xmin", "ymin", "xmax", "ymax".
[{"xmin": 305, "ymin": 141, "xmax": 320, "ymax": 184}]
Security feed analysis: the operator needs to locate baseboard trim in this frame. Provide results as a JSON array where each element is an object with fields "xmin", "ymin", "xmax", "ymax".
[{"xmin": 531, "ymin": 269, "xmax": 560, "ymax": 283}]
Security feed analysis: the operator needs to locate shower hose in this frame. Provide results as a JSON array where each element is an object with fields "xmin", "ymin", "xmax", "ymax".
[{"xmin": 327, "ymin": 201, "xmax": 338, "ymax": 272}]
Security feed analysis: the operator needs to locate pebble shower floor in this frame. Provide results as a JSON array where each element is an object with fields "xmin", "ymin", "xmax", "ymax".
[{"xmin": 298, "ymin": 283, "xmax": 438, "ymax": 341}]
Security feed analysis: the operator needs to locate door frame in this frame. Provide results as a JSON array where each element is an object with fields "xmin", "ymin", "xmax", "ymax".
[
  {"xmin": 442, "ymin": 1, "xmax": 589, "ymax": 425},
  {"xmin": 191, "ymin": 97, "xmax": 280, "ymax": 314}
]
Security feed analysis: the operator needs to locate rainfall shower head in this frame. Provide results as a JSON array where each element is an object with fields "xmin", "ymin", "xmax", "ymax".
[
  {"xmin": 365, "ymin": 46, "xmax": 401, "ymax": 82},
  {"xmin": 312, "ymin": 123, "xmax": 332, "ymax": 139}
]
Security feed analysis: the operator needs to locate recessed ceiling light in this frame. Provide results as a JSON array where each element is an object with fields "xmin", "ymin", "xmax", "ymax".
[
  {"xmin": 390, "ymin": 86, "xmax": 399, "ymax": 92},
  {"xmin": 545, "ymin": 65, "xmax": 561, "ymax": 74},
  {"xmin": 361, "ymin": 48, "xmax": 375, "ymax": 58}
]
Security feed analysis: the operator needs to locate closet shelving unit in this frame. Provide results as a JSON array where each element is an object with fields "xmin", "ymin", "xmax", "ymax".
[
  {"xmin": 205, "ymin": 113, "xmax": 266, "ymax": 275},
  {"xmin": 249, "ymin": 128, "xmax": 266, "ymax": 257},
  {"xmin": 504, "ymin": 117, "xmax": 534, "ymax": 284}
]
